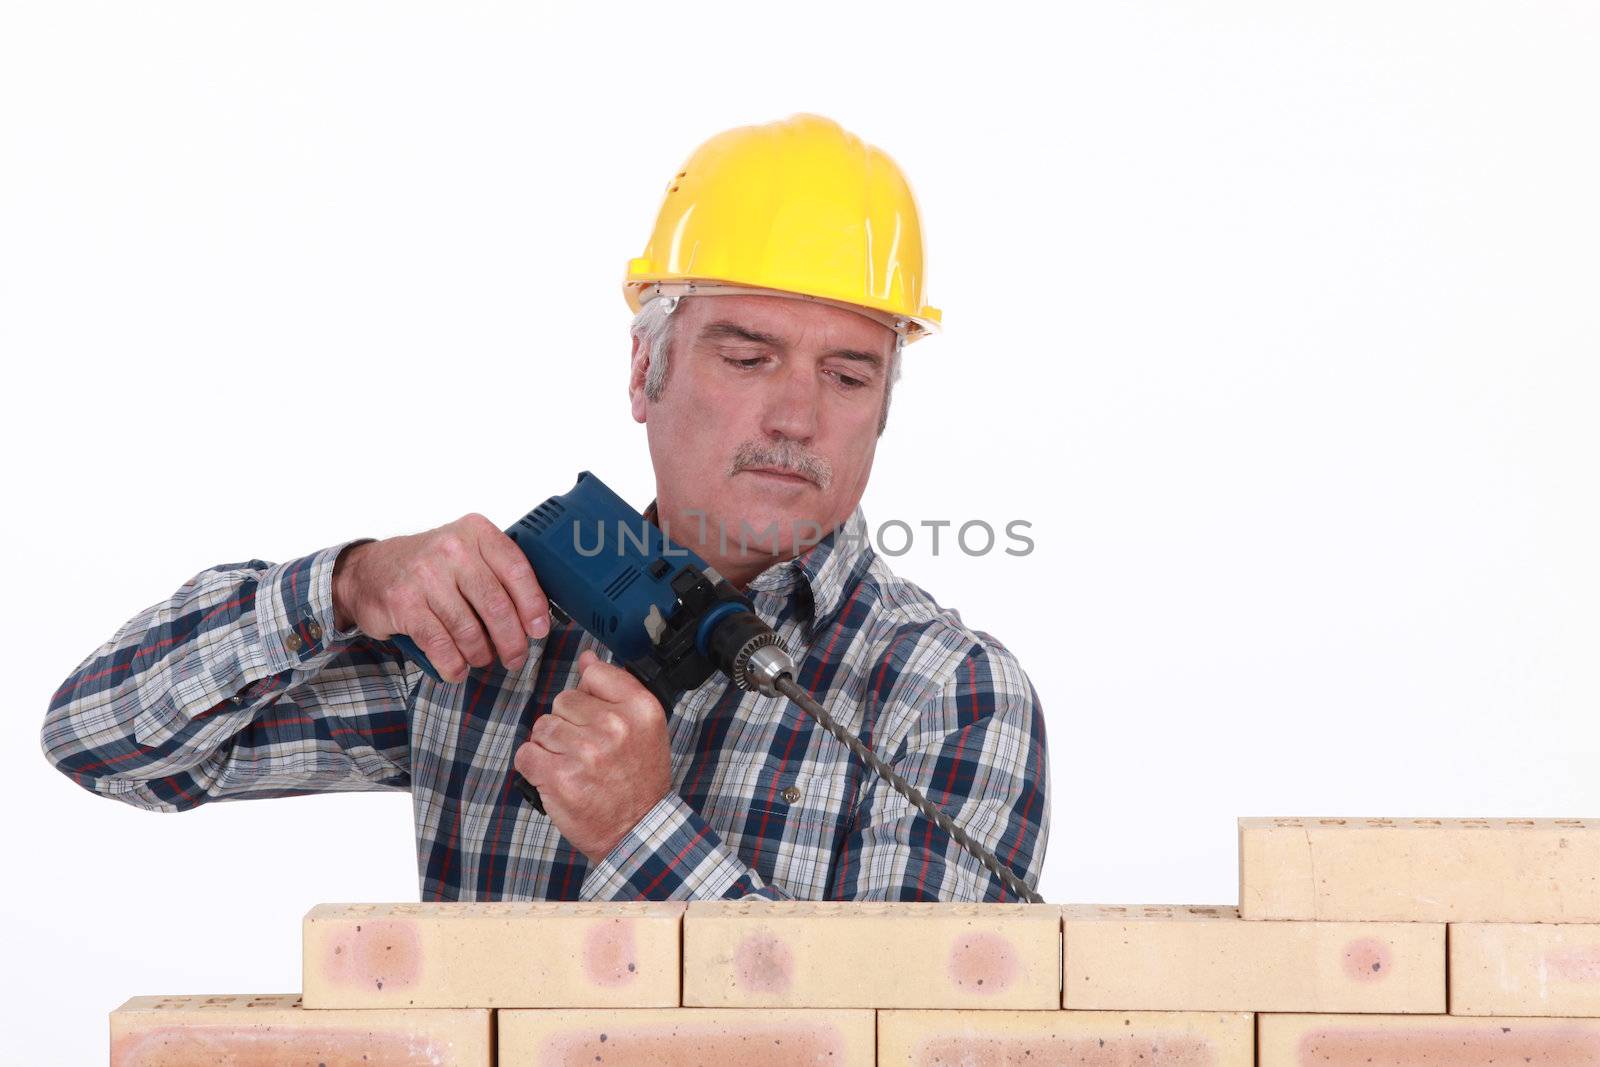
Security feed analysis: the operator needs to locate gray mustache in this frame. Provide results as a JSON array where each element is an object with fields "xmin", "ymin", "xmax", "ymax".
[{"xmin": 728, "ymin": 440, "xmax": 834, "ymax": 490}]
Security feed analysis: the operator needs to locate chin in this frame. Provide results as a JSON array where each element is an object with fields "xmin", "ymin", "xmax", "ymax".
[{"xmin": 723, "ymin": 490, "xmax": 829, "ymax": 559}]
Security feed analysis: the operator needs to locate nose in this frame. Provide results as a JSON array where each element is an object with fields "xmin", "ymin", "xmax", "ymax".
[{"xmin": 758, "ymin": 358, "xmax": 820, "ymax": 443}]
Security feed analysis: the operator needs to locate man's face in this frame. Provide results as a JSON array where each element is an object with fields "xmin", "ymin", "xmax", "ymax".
[{"xmin": 630, "ymin": 293, "xmax": 896, "ymax": 573}]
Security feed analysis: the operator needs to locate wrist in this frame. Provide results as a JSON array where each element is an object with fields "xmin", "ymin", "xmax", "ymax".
[
  {"xmin": 582, "ymin": 786, "xmax": 668, "ymax": 865},
  {"xmin": 331, "ymin": 539, "xmax": 374, "ymax": 633}
]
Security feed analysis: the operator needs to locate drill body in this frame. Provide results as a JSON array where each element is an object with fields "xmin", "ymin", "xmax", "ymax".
[{"xmin": 390, "ymin": 471, "xmax": 786, "ymax": 808}]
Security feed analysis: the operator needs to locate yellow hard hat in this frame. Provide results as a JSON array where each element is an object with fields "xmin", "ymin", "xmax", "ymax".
[{"xmin": 624, "ymin": 113, "xmax": 942, "ymax": 343}]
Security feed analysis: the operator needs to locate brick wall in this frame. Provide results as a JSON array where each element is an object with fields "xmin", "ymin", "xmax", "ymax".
[{"xmin": 110, "ymin": 817, "xmax": 1600, "ymax": 1065}]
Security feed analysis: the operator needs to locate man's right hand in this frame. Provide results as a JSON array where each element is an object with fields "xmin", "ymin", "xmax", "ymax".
[{"xmin": 331, "ymin": 514, "xmax": 551, "ymax": 683}]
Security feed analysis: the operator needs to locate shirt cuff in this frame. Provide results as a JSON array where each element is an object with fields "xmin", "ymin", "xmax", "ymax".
[
  {"xmin": 256, "ymin": 538, "xmax": 376, "ymax": 675},
  {"xmin": 578, "ymin": 792, "xmax": 760, "ymax": 901}
]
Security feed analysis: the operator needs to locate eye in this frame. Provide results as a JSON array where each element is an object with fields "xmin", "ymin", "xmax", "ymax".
[
  {"xmin": 722, "ymin": 356, "xmax": 765, "ymax": 370},
  {"xmin": 825, "ymin": 368, "xmax": 868, "ymax": 389}
]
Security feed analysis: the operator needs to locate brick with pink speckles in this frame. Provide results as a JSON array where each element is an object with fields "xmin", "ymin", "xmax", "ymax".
[
  {"xmin": 498, "ymin": 1007, "xmax": 875, "ymax": 1066},
  {"xmin": 879, "ymin": 1009, "xmax": 1254, "ymax": 1066},
  {"xmin": 681, "ymin": 900, "xmax": 1060, "ymax": 1009},
  {"xmin": 1063, "ymin": 904, "xmax": 1443, "ymax": 1012},
  {"xmin": 1451, "ymin": 922, "xmax": 1600, "ymax": 1016},
  {"xmin": 1258, "ymin": 1013, "xmax": 1600, "ymax": 1066},
  {"xmin": 109, "ymin": 993, "xmax": 489, "ymax": 1066},
  {"xmin": 301, "ymin": 902, "xmax": 683, "ymax": 1009}
]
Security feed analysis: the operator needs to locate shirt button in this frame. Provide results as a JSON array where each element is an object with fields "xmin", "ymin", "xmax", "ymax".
[
  {"xmin": 306, "ymin": 621, "xmax": 323, "ymax": 642},
  {"xmin": 781, "ymin": 786, "xmax": 803, "ymax": 804},
  {"xmin": 284, "ymin": 632, "xmax": 303, "ymax": 653}
]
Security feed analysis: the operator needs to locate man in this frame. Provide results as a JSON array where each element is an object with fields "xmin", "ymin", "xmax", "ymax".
[{"xmin": 42, "ymin": 114, "xmax": 1050, "ymax": 902}]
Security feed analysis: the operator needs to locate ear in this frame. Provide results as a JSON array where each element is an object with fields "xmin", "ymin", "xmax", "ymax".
[{"xmin": 628, "ymin": 331, "xmax": 651, "ymax": 424}]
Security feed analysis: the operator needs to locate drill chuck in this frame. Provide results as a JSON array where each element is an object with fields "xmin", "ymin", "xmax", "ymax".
[{"xmin": 700, "ymin": 608, "xmax": 794, "ymax": 695}]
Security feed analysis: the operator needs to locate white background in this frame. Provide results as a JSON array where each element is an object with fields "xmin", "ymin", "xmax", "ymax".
[{"xmin": 3, "ymin": 1, "xmax": 1598, "ymax": 1061}]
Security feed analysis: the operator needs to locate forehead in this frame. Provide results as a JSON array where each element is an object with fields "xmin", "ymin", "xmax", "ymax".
[{"xmin": 681, "ymin": 294, "xmax": 895, "ymax": 355}]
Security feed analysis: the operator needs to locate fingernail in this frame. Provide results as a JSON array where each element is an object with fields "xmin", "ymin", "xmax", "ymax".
[
  {"xmin": 530, "ymin": 615, "xmax": 550, "ymax": 638},
  {"xmin": 508, "ymin": 656, "xmax": 527, "ymax": 672}
]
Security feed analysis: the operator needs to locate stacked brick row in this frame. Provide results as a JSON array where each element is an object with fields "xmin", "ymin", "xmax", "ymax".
[{"xmin": 111, "ymin": 817, "xmax": 1600, "ymax": 1064}]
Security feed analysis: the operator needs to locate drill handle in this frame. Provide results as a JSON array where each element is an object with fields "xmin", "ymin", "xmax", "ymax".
[
  {"xmin": 390, "ymin": 633, "xmax": 443, "ymax": 682},
  {"xmin": 388, "ymin": 635, "xmax": 553, "ymax": 811},
  {"xmin": 515, "ymin": 660, "xmax": 679, "ymax": 814}
]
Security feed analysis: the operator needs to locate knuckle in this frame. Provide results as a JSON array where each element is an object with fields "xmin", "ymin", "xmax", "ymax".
[
  {"xmin": 582, "ymin": 739, "xmax": 609, "ymax": 770},
  {"xmin": 501, "ymin": 550, "xmax": 536, "ymax": 581},
  {"xmin": 483, "ymin": 592, "xmax": 518, "ymax": 625},
  {"xmin": 603, "ymin": 714, "xmax": 629, "ymax": 746},
  {"xmin": 448, "ymin": 631, "xmax": 488, "ymax": 663},
  {"xmin": 410, "ymin": 562, "xmax": 448, "ymax": 596},
  {"xmin": 510, "ymin": 565, "xmax": 540, "ymax": 596},
  {"xmin": 439, "ymin": 609, "xmax": 474, "ymax": 640}
]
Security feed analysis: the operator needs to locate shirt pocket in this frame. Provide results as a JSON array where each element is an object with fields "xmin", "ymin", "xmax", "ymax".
[
  {"xmin": 701, "ymin": 754, "xmax": 855, "ymax": 824},
  {"xmin": 755, "ymin": 764, "xmax": 858, "ymax": 897},
  {"xmin": 758, "ymin": 764, "xmax": 856, "ymax": 830},
  {"xmin": 694, "ymin": 759, "xmax": 856, "ymax": 894}
]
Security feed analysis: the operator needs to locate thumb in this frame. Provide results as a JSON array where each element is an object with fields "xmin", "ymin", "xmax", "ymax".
[{"xmin": 576, "ymin": 649, "xmax": 645, "ymax": 704}]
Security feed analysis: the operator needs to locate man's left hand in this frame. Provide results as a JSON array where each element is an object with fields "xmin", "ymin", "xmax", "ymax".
[{"xmin": 513, "ymin": 649, "xmax": 673, "ymax": 862}]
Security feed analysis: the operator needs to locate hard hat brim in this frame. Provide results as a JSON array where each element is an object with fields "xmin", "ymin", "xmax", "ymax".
[{"xmin": 624, "ymin": 277, "xmax": 941, "ymax": 344}]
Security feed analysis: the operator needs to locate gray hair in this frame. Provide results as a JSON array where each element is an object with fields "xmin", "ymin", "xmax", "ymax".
[{"xmin": 630, "ymin": 295, "xmax": 905, "ymax": 435}]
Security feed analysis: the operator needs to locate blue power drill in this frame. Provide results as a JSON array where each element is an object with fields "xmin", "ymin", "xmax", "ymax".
[
  {"xmin": 391, "ymin": 470, "xmax": 1042, "ymax": 901},
  {"xmin": 390, "ymin": 471, "xmax": 793, "ymax": 813}
]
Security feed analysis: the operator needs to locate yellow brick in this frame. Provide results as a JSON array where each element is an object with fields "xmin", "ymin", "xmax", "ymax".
[
  {"xmin": 1451, "ymin": 922, "xmax": 1600, "ymax": 1015},
  {"xmin": 1240, "ymin": 817, "xmax": 1600, "ymax": 921},
  {"xmin": 301, "ymin": 902, "xmax": 682, "ymax": 1009},
  {"xmin": 498, "ymin": 1008, "xmax": 875, "ymax": 1066},
  {"xmin": 879, "ymin": 1009, "xmax": 1253, "ymax": 1066},
  {"xmin": 1062, "ymin": 904, "xmax": 1443, "ymax": 1012},
  {"xmin": 110, "ymin": 994, "xmax": 489, "ymax": 1066},
  {"xmin": 1258, "ymin": 1012, "xmax": 1600, "ymax": 1066},
  {"xmin": 682, "ymin": 900, "xmax": 1061, "ymax": 1009}
]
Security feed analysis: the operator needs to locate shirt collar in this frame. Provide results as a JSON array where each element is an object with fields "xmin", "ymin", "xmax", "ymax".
[
  {"xmin": 643, "ymin": 500, "xmax": 872, "ymax": 631},
  {"xmin": 744, "ymin": 507, "xmax": 870, "ymax": 631}
]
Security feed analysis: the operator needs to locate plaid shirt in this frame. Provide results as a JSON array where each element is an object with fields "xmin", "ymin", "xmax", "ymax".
[{"xmin": 42, "ymin": 507, "xmax": 1050, "ymax": 902}]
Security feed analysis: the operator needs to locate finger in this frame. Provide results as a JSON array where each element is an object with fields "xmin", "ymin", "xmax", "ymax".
[
  {"xmin": 516, "ymin": 739, "xmax": 579, "ymax": 797},
  {"xmin": 552, "ymin": 691, "xmax": 630, "ymax": 752},
  {"xmin": 405, "ymin": 602, "xmax": 471, "ymax": 684},
  {"xmin": 514, "ymin": 739, "xmax": 554, "ymax": 785},
  {"xmin": 429, "ymin": 583, "xmax": 495, "ymax": 670},
  {"xmin": 458, "ymin": 558, "xmax": 530, "ymax": 670},
  {"xmin": 478, "ymin": 528, "xmax": 551, "ymax": 639},
  {"xmin": 550, "ymin": 688, "xmax": 607, "ymax": 729},
  {"xmin": 528, "ymin": 713, "xmax": 579, "ymax": 755},
  {"xmin": 576, "ymin": 651, "xmax": 648, "ymax": 704}
]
